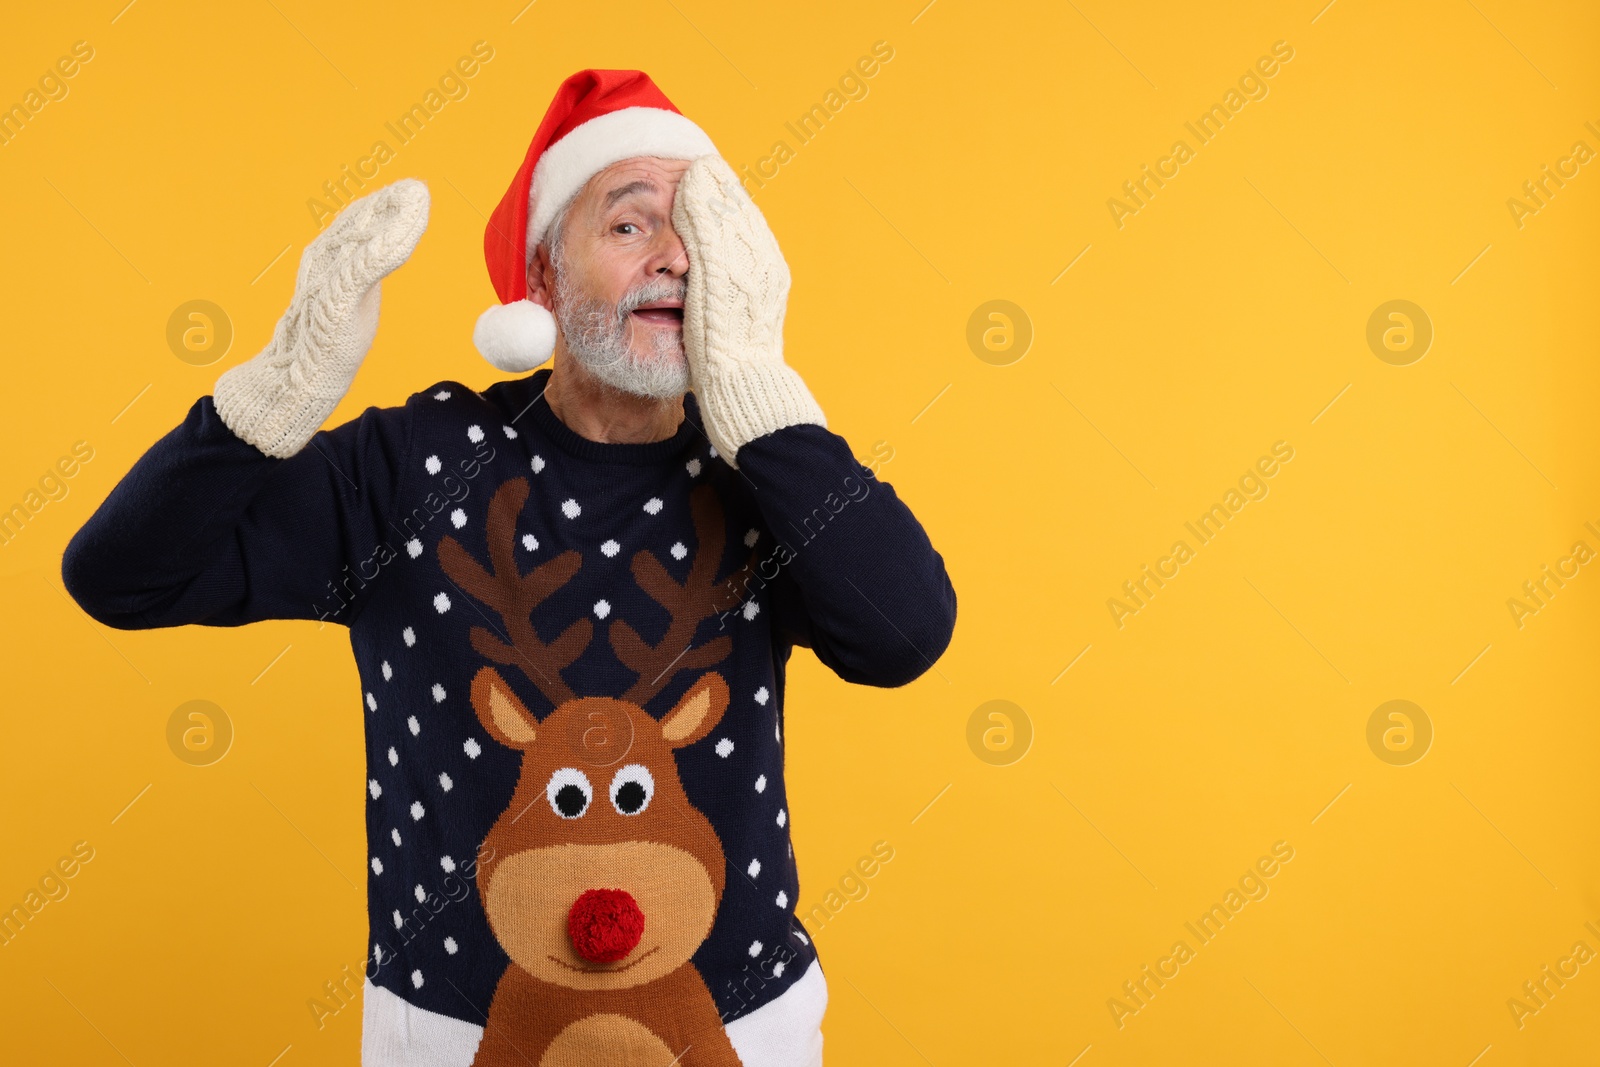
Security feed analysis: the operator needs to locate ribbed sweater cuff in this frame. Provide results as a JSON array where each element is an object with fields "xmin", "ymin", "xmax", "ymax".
[{"xmin": 698, "ymin": 362, "xmax": 826, "ymax": 467}]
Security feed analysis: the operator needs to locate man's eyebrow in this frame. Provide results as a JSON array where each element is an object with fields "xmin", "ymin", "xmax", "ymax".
[{"xmin": 602, "ymin": 179, "xmax": 658, "ymax": 210}]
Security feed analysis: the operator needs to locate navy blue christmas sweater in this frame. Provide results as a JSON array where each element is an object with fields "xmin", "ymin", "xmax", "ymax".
[{"xmin": 63, "ymin": 368, "xmax": 955, "ymax": 1066}]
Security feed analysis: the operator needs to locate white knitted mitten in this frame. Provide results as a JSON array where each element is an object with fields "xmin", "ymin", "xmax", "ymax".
[
  {"xmin": 214, "ymin": 179, "xmax": 430, "ymax": 458},
  {"xmin": 671, "ymin": 155, "xmax": 825, "ymax": 466}
]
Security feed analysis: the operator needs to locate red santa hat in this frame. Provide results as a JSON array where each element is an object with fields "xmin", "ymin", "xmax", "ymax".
[{"xmin": 473, "ymin": 69, "xmax": 718, "ymax": 372}]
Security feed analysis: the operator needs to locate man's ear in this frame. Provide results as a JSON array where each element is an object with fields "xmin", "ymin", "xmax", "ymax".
[{"xmin": 525, "ymin": 243, "xmax": 555, "ymax": 312}]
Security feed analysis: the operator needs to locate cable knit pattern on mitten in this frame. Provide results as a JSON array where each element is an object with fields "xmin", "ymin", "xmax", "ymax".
[
  {"xmin": 214, "ymin": 179, "xmax": 430, "ymax": 458},
  {"xmin": 672, "ymin": 155, "xmax": 825, "ymax": 466}
]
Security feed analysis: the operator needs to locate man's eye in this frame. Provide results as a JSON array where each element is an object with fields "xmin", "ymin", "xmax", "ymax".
[{"xmin": 614, "ymin": 222, "xmax": 640, "ymax": 235}]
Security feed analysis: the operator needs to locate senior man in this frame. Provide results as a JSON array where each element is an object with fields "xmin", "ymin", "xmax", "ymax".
[{"xmin": 64, "ymin": 70, "xmax": 954, "ymax": 1066}]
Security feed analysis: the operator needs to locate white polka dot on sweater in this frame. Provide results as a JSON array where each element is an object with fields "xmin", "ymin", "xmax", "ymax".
[
  {"xmin": 444, "ymin": 937, "xmax": 458, "ymax": 955},
  {"xmin": 392, "ymin": 910, "xmax": 403, "ymax": 929},
  {"xmin": 381, "ymin": 661, "xmax": 392, "ymax": 681},
  {"xmin": 754, "ymin": 775, "xmax": 766, "ymax": 793},
  {"xmin": 388, "ymin": 747, "xmax": 399, "ymax": 767},
  {"xmin": 371, "ymin": 857, "xmax": 383, "ymax": 875},
  {"xmin": 593, "ymin": 600, "xmax": 611, "ymax": 619},
  {"xmin": 433, "ymin": 390, "xmax": 451, "ymax": 401},
  {"xmin": 562, "ymin": 499, "xmax": 581, "ymax": 519},
  {"xmin": 440, "ymin": 855, "xmax": 456, "ymax": 873},
  {"xmin": 774, "ymin": 960, "xmax": 786, "ymax": 977},
  {"xmin": 406, "ymin": 539, "xmax": 422, "ymax": 559},
  {"xmin": 643, "ymin": 497, "xmax": 663, "ymax": 515},
  {"xmin": 414, "ymin": 884, "xmax": 426, "ymax": 903},
  {"xmin": 715, "ymin": 738, "xmax": 734, "ymax": 758},
  {"xmin": 687, "ymin": 459, "xmax": 702, "ymax": 476},
  {"xmin": 743, "ymin": 600, "xmax": 761, "ymax": 621},
  {"xmin": 466, "ymin": 425, "xmax": 484, "ymax": 444},
  {"xmin": 709, "ymin": 445, "xmax": 718, "ymax": 459},
  {"xmin": 411, "ymin": 801, "xmax": 425, "ymax": 821},
  {"xmin": 755, "ymin": 687, "xmax": 769, "ymax": 705},
  {"xmin": 793, "ymin": 930, "xmax": 809, "ymax": 946},
  {"xmin": 522, "ymin": 533, "xmax": 538, "ymax": 552},
  {"xmin": 438, "ymin": 772, "xmax": 453, "ymax": 792},
  {"xmin": 777, "ymin": 809, "xmax": 786, "ymax": 827},
  {"xmin": 365, "ymin": 692, "xmax": 377, "ymax": 711},
  {"xmin": 671, "ymin": 542, "xmax": 688, "ymax": 560},
  {"xmin": 748, "ymin": 940, "xmax": 763, "ymax": 957},
  {"xmin": 368, "ymin": 779, "xmax": 382, "ymax": 799},
  {"xmin": 601, "ymin": 539, "xmax": 620, "ymax": 557},
  {"xmin": 407, "ymin": 716, "xmax": 420, "ymax": 736},
  {"xmin": 424, "ymin": 455, "xmax": 442, "ymax": 475},
  {"xmin": 433, "ymin": 592, "xmax": 451, "ymax": 613},
  {"xmin": 747, "ymin": 858, "xmax": 761, "ymax": 878},
  {"xmin": 391, "ymin": 828, "xmax": 402, "ymax": 846},
  {"xmin": 374, "ymin": 944, "xmax": 385, "ymax": 965},
  {"xmin": 745, "ymin": 529, "xmax": 760, "ymax": 547},
  {"xmin": 531, "ymin": 455, "xmax": 545, "ymax": 473},
  {"xmin": 503, "ymin": 425, "xmax": 518, "ymax": 439},
  {"xmin": 411, "ymin": 969, "xmax": 424, "ymax": 989},
  {"xmin": 464, "ymin": 738, "xmax": 481, "ymax": 759},
  {"xmin": 432, "ymin": 683, "xmax": 447, "ymax": 703},
  {"xmin": 776, "ymin": 891, "xmax": 788, "ymax": 908},
  {"xmin": 450, "ymin": 509, "xmax": 467, "ymax": 529},
  {"xmin": 402, "ymin": 627, "xmax": 416, "ymax": 647}
]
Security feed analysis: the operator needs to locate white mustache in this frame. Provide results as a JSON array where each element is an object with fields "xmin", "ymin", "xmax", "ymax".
[{"xmin": 615, "ymin": 278, "xmax": 686, "ymax": 319}]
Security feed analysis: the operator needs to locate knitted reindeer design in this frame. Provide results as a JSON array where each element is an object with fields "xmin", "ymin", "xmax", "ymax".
[{"xmin": 439, "ymin": 477, "xmax": 750, "ymax": 1067}]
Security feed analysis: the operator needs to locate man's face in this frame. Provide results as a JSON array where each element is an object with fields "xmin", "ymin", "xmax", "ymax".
[{"xmin": 538, "ymin": 156, "xmax": 693, "ymax": 399}]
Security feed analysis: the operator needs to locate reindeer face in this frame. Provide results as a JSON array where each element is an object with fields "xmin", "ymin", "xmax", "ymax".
[{"xmin": 469, "ymin": 667, "xmax": 730, "ymax": 991}]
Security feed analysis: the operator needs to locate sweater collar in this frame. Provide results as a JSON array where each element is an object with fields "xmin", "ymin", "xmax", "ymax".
[{"xmin": 512, "ymin": 368, "xmax": 704, "ymax": 466}]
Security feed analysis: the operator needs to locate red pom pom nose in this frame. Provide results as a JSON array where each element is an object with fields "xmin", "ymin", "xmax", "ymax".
[{"xmin": 567, "ymin": 888, "xmax": 645, "ymax": 964}]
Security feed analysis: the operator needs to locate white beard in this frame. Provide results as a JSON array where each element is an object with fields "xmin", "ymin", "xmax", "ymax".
[{"xmin": 554, "ymin": 263, "xmax": 689, "ymax": 400}]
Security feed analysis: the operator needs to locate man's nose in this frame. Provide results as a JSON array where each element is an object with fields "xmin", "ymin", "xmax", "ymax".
[{"xmin": 654, "ymin": 226, "xmax": 689, "ymax": 277}]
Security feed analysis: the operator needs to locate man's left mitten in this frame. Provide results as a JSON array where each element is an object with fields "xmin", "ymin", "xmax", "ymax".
[
  {"xmin": 671, "ymin": 155, "xmax": 825, "ymax": 467},
  {"xmin": 214, "ymin": 179, "xmax": 430, "ymax": 459}
]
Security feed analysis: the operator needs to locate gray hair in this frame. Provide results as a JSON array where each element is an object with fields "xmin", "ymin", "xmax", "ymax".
[{"xmin": 537, "ymin": 195, "xmax": 576, "ymax": 273}]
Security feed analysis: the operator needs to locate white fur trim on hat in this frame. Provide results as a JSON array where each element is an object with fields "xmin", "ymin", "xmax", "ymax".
[
  {"xmin": 473, "ymin": 299, "xmax": 557, "ymax": 372},
  {"xmin": 527, "ymin": 106, "xmax": 717, "ymax": 254}
]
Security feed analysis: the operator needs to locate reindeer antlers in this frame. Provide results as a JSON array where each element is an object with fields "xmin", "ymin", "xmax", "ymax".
[
  {"xmin": 611, "ymin": 485, "xmax": 746, "ymax": 705},
  {"xmin": 438, "ymin": 478, "xmax": 591, "ymax": 707},
  {"xmin": 438, "ymin": 479, "xmax": 750, "ymax": 710}
]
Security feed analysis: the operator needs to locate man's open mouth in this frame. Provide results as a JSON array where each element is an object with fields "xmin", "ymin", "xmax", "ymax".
[{"xmin": 630, "ymin": 302, "xmax": 683, "ymax": 327}]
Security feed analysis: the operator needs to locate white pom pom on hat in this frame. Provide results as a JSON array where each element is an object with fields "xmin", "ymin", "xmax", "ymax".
[
  {"xmin": 473, "ymin": 300, "xmax": 558, "ymax": 373},
  {"xmin": 475, "ymin": 69, "xmax": 718, "ymax": 372}
]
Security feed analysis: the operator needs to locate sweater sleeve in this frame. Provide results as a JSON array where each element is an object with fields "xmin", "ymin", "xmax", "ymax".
[
  {"xmin": 61, "ymin": 394, "xmax": 413, "ymax": 629},
  {"xmin": 734, "ymin": 424, "xmax": 956, "ymax": 688}
]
